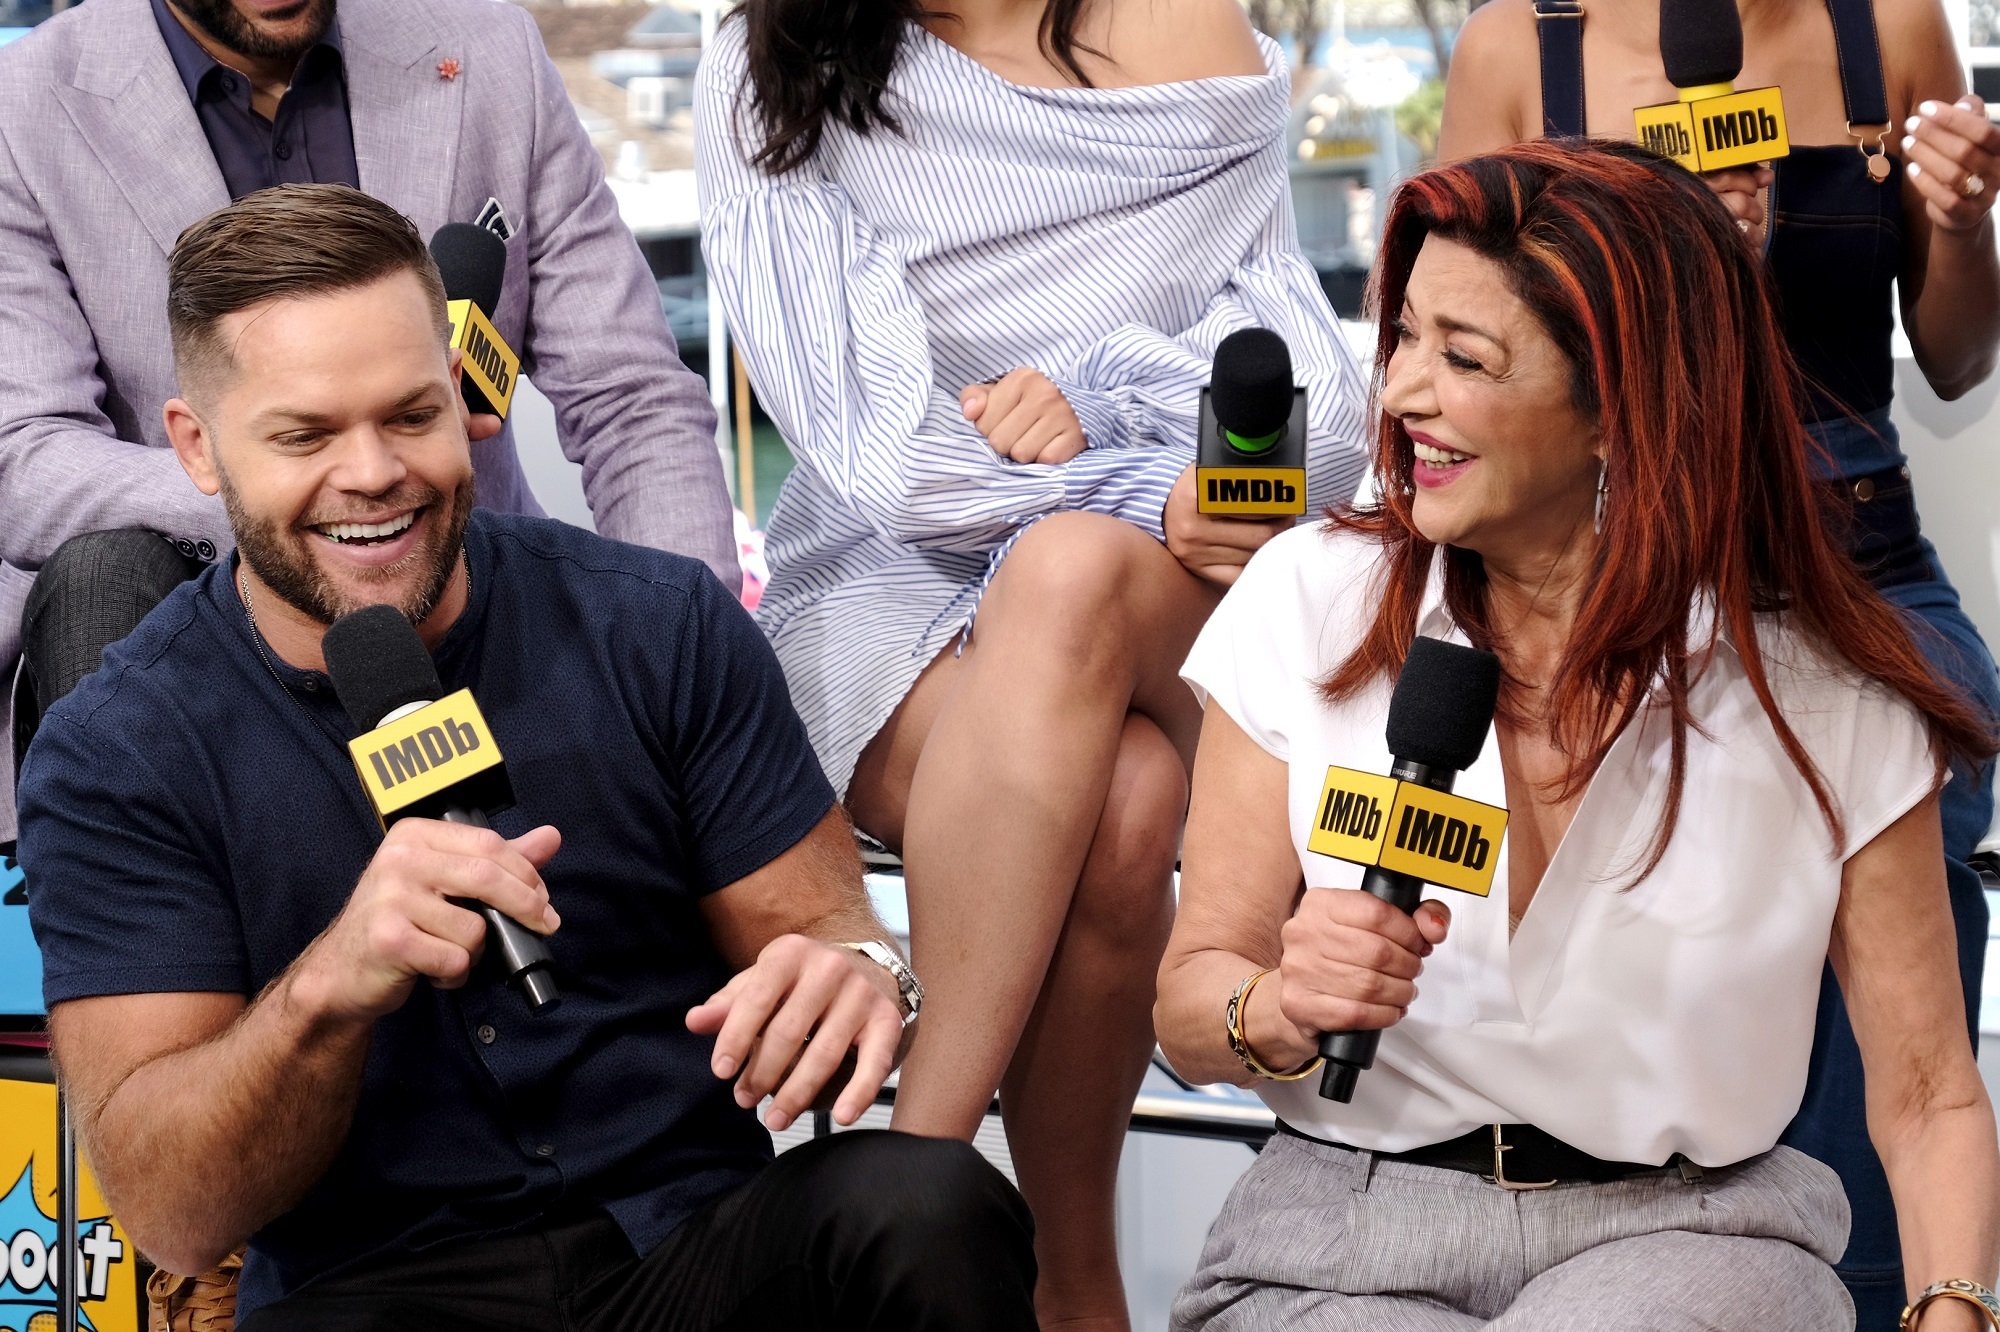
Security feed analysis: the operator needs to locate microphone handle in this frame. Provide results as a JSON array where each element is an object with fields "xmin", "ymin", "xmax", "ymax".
[
  {"xmin": 1316, "ymin": 757, "xmax": 1454, "ymax": 1102},
  {"xmin": 442, "ymin": 807, "xmax": 560, "ymax": 1012}
]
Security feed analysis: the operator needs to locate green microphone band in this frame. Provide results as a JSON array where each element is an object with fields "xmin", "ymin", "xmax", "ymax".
[{"xmin": 1225, "ymin": 427, "xmax": 1284, "ymax": 455}]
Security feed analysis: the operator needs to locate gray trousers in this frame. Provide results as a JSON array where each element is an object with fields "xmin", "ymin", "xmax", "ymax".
[{"xmin": 1173, "ymin": 1131, "xmax": 1855, "ymax": 1331}]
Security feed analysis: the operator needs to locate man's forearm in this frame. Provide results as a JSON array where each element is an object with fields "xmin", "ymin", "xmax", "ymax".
[{"xmin": 77, "ymin": 965, "xmax": 372, "ymax": 1274}]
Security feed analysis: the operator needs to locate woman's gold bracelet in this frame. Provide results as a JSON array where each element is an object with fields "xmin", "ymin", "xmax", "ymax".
[
  {"xmin": 1902, "ymin": 1279, "xmax": 2000, "ymax": 1330},
  {"xmin": 1226, "ymin": 968, "xmax": 1323, "ymax": 1082}
]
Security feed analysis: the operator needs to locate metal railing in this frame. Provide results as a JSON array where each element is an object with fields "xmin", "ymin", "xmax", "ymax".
[{"xmin": 810, "ymin": 1055, "xmax": 1275, "ymax": 1150}]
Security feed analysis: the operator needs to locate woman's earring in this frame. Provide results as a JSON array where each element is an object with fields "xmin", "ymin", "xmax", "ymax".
[{"xmin": 1594, "ymin": 461, "xmax": 1608, "ymax": 535}]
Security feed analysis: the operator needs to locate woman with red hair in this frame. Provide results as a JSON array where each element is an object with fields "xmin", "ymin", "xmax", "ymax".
[
  {"xmin": 1156, "ymin": 140, "xmax": 1999, "ymax": 1329},
  {"xmin": 1440, "ymin": 5, "xmax": 2000, "ymax": 1320}
]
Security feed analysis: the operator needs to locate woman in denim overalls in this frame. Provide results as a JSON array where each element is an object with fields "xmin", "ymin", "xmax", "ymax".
[{"xmin": 1439, "ymin": 2, "xmax": 2000, "ymax": 1324}]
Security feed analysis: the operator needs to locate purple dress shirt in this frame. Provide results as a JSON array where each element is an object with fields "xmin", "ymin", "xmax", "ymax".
[{"xmin": 148, "ymin": 0, "xmax": 360, "ymax": 198}]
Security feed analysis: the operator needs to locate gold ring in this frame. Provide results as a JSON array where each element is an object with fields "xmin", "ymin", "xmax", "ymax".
[{"xmin": 1964, "ymin": 172, "xmax": 1987, "ymax": 198}]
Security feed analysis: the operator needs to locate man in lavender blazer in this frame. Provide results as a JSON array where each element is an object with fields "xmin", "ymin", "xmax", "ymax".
[{"xmin": 0, "ymin": 0, "xmax": 740, "ymax": 839}]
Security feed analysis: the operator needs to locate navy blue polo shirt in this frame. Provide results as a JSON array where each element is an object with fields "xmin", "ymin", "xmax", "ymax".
[
  {"xmin": 150, "ymin": 0, "xmax": 360, "ymax": 198},
  {"xmin": 18, "ymin": 512, "xmax": 835, "ymax": 1319}
]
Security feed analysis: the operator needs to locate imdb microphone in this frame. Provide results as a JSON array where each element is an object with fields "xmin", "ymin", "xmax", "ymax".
[
  {"xmin": 325, "ymin": 604, "xmax": 557, "ymax": 1012},
  {"xmin": 1196, "ymin": 327, "xmax": 1308, "ymax": 518},
  {"xmin": 431, "ymin": 222, "xmax": 521, "ymax": 421},
  {"xmin": 1633, "ymin": 0, "xmax": 1790, "ymax": 174},
  {"xmin": 1311, "ymin": 637, "xmax": 1505, "ymax": 1102}
]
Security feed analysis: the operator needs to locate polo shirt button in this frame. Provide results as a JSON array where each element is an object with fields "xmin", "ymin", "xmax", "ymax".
[
  {"xmin": 476, "ymin": 1024, "xmax": 496, "ymax": 1045},
  {"xmin": 301, "ymin": 676, "xmax": 321, "ymax": 693},
  {"xmin": 534, "ymin": 1143, "xmax": 555, "ymax": 1158},
  {"xmin": 218, "ymin": 75, "xmax": 235, "ymax": 94},
  {"xmin": 274, "ymin": 141, "xmax": 292, "ymax": 160}
]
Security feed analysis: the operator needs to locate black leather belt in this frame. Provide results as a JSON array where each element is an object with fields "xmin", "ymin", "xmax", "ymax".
[
  {"xmin": 1277, "ymin": 1120, "xmax": 1683, "ymax": 1190},
  {"xmin": 1831, "ymin": 463, "xmax": 1930, "ymax": 590}
]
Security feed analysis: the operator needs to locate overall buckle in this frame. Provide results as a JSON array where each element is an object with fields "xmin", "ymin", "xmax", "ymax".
[
  {"xmin": 1848, "ymin": 121, "xmax": 1893, "ymax": 182},
  {"xmin": 1488, "ymin": 1124, "xmax": 1557, "ymax": 1191}
]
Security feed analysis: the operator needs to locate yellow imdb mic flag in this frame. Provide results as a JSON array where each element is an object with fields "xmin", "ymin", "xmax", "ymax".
[
  {"xmin": 347, "ymin": 689, "xmax": 506, "ymax": 830},
  {"xmin": 1635, "ymin": 86, "xmax": 1789, "ymax": 174},
  {"xmin": 1638, "ymin": 0, "xmax": 1790, "ymax": 175},
  {"xmin": 1308, "ymin": 765, "xmax": 1508, "ymax": 898},
  {"xmin": 447, "ymin": 299, "xmax": 519, "ymax": 420}
]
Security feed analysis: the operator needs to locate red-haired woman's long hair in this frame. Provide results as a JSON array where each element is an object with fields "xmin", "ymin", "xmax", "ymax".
[{"xmin": 1325, "ymin": 138, "xmax": 1994, "ymax": 878}]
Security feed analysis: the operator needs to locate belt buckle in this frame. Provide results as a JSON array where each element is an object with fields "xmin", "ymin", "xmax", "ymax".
[{"xmin": 1488, "ymin": 1124, "xmax": 1557, "ymax": 1191}]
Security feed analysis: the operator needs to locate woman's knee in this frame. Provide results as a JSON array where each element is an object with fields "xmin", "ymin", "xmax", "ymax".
[{"xmin": 982, "ymin": 512, "xmax": 1192, "ymax": 654}]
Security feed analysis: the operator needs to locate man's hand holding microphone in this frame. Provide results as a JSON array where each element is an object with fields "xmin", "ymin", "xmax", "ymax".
[
  {"xmin": 320, "ymin": 602, "xmax": 913, "ymax": 1133},
  {"xmin": 296, "ymin": 811, "xmax": 910, "ymax": 1134},
  {"xmin": 290, "ymin": 820, "xmax": 563, "ymax": 1025}
]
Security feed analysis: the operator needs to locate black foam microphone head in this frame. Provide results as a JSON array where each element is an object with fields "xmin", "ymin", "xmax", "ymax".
[
  {"xmin": 324, "ymin": 604, "xmax": 446, "ymax": 731},
  {"xmin": 429, "ymin": 223, "xmax": 506, "ymax": 314},
  {"xmin": 1660, "ymin": 0, "xmax": 1743, "ymax": 90},
  {"xmin": 1211, "ymin": 328, "xmax": 1295, "ymax": 439},
  {"xmin": 1384, "ymin": 637, "xmax": 1501, "ymax": 772}
]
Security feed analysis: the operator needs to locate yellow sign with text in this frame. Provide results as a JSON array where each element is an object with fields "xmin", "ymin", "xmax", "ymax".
[
  {"xmin": 1634, "ymin": 101, "xmax": 1701, "ymax": 170},
  {"xmin": 347, "ymin": 690, "xmax": 503, "ymax": 826},
  {"xmin": 1196, "ymin": 467, "xmax": 1307, "ymax": 517},
  {"xmin": 1379, "ymin": 785, "xmax": 1508, "ymax": 898},
  {"xmin": 0, "ymin": 1078, "xmax": 140, "ymax": 1332},
  {"xmin": 1307, "ymin": 766, "xmax": 1400, "ymax": 864},
  {"xmin": 1636, "ymin": 86, "xmax": 1789, "ymax": 173},
  {"xmin": 446, "ymin": 299, "xmax": 518, "ymax": 418},
  {"xmin": 1307, "ymin": 766, "xmax": 1508, "ymax": 897}
]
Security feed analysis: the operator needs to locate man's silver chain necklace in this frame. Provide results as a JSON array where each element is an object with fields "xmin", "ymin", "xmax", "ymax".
[{"xmin": 238, "ymin": 563, "xmax": 469, "ymax": 739}]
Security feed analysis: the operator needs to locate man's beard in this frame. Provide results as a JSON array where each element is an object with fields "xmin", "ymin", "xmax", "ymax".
[
  {"xmin": 220, "ymin": 469, "xmax": 475, "ymax": 629},
  {"xmin": 167, "ymin": 0, "xmax": 335, "ymax": 63}
]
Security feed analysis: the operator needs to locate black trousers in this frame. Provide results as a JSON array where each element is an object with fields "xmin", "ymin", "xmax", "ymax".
[
  {"xmin": 235, "ymin": 1132, "xmax": 1038, "ymax": 1332},
  {"xmin": 14, "ymin": 529, "xmax": 203, "ymax": 777}
]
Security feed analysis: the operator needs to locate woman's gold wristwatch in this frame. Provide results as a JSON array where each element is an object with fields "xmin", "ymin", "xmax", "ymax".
[{"xmin": 1902, "ymin": 1278, "xmax": 2000, "ymax": 1330}]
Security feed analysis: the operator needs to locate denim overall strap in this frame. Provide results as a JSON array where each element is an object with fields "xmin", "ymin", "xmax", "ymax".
[
  {"xmin": 1825, "ymin": 0, "xmax": 1890, "ymax": 129},
  {"xmin": 1535, "ymin": 0, "xmax": 1587, "ymax": 138}
]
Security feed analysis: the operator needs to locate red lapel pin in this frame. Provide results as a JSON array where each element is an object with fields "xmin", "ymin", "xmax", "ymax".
[{"xmin": 437, "ymin": 57, "xmax": 461, "ymax": 82}]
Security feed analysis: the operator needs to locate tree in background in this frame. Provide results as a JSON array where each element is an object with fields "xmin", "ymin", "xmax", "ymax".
[
  {"xmin": 1407, "ymin": 0, "xmax": 1491, "ymax": 81},
  {"xmin": 1395, "ymin": 76, "xmax": 1447, "ymax": 159},
  {"xmin": 1244, "ymin": 0, "xmax": 1326, "ymax": 71},
  {"xmin": 1241, "ymin": 0, "xmax": 1490, "ymax": 81}
]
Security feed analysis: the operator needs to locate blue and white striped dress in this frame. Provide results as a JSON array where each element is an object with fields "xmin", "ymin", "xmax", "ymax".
[{"xmin": 695, "ymin": 20, "xmax": 1371, "ymax": 796}]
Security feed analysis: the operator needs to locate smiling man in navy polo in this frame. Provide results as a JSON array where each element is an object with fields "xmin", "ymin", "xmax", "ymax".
[{"xmin": 15, "ymin": 184, "xmax": 1035, "ymax": 1331}]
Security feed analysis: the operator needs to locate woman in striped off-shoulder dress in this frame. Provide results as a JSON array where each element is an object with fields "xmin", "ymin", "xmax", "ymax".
[{"xmin": 696, "ymin": 1, "xmax": 1369, "ymax": 1320}]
